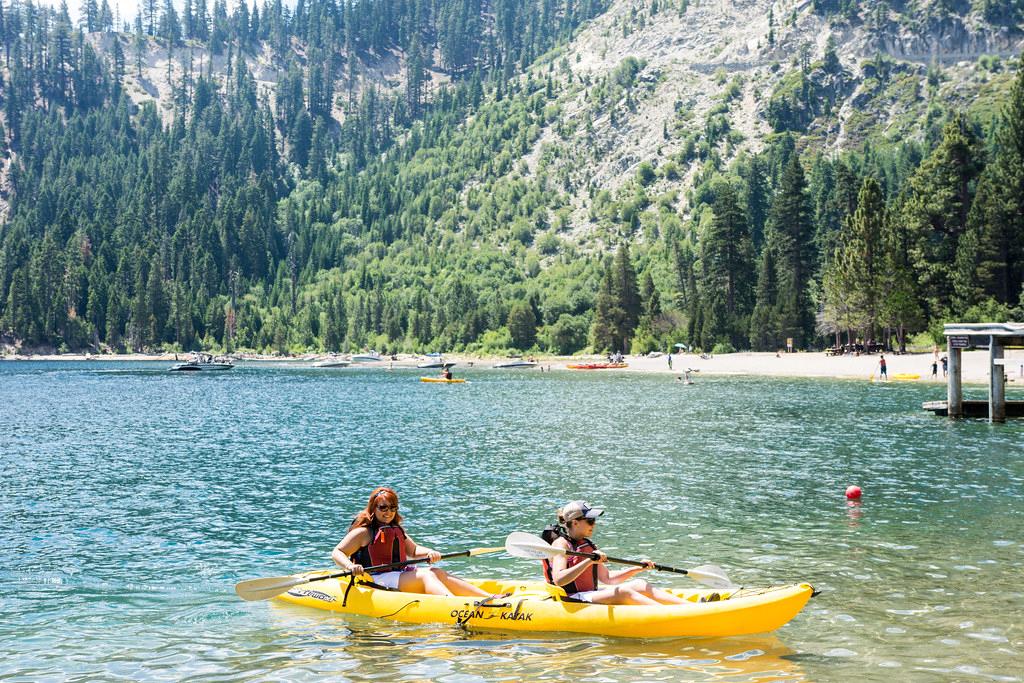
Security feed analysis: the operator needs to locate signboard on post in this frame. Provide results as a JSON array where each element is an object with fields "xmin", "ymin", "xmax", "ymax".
[{"xmin": 948, "ymin": 336, "xmax": 970, "ymax": 349}]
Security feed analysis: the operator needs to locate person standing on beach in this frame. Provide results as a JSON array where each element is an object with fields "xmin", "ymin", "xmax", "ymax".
[
  {"xmin": 332, "ymin": 487, "xmax": 491, "ymax": 597},
  {"xmin": 878, "ymin": 355, "xmax": 888, "ymax": 380},
  {"xmin": 941, "ymin": 356, "xmax": 948, "ymax": 377},
  {"xmin": 667, "ymin": 354, "xmax": 673, "ymax": 370},
  {"xmin": 931, "ymin": 359, "xmax": 938, "ymax": 378}
]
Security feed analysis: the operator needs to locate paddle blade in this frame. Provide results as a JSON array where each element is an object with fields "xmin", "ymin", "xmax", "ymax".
[
  {"xmin": 467, "ymin": 546, "xmax": 506, "ymax": 556},
  {"xmin": 687, "ymin": 564, "xmax": 735, "ymax": 590},
  {"xmin": 235, "ymin": 574, "xmax": 311, "ymax": 601},
  {"xmin": 504, "ymin": 532, "xmax": 564, "ymax": 560}
]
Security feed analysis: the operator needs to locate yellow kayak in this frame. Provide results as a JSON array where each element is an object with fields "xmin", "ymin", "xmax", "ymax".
[
  {"xmin": 275, "ymin": 574, "xmax": 814, "ymax": 638},
  {"xmin": 892, "ymin": 373, "xmax": 920, "ymax": 381},
  {"xmin": 420, "ymin": 377, "xmax": 466, "ymax": 383}
]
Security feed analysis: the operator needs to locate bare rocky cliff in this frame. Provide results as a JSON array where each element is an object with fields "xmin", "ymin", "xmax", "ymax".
[{"xmin": 513, "ymin": 0, "xmax": 1022, "ymax": 228}]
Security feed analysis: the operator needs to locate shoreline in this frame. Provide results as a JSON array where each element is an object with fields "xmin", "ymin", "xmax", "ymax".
[{"xmin": 2, "ymin": 349, "xmax": 1022, "ymax": 385}]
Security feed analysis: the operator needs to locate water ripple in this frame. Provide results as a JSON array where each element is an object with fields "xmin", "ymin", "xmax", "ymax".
[{"xmin": 1, "ymin": 363, "xmax": 1022, "ymax": 680}]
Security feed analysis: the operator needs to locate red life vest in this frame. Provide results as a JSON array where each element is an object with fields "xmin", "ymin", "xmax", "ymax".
[
  {"xmin": 541, "ymin": 529, "xmax": 599, "ymax": 594},
  {"xmin": 352, "ymin": 524, "xmax": 407, "ymax": 574}
]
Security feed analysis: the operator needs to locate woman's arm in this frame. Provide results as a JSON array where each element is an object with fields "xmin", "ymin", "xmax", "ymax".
[
  {"xmin": 331, "ymin": 527, "xmax": 370, "ymax": 573},
  {"xmin": 598, "ymin": 561, "xmax": 653, "ymax": 585},
  {"xmin": 548, "ymin": 540, "xmax": 604, "ymax": 587},
  {"xmin": 405, "ymin": 534, "xmax": 442, "ymax": 563}
]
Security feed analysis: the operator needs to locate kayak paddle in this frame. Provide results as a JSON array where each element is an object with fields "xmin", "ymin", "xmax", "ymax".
[
  {"xmin": 504, "ymin": 532, "xmax": 734, "ymax": 589},
  {"xmin": 235, "ymin": 546, "xmax": 504, "ymax": 601}
]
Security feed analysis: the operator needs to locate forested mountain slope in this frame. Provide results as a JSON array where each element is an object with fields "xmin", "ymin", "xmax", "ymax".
[{"xmin": 1, "ymin": 0, "xmax": 1022, "ymax": 356}]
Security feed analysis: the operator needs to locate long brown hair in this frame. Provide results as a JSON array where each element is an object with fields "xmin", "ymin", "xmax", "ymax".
[{"xmin": 349, "ymin": 486, "xmax": 403, "ymax": 530}]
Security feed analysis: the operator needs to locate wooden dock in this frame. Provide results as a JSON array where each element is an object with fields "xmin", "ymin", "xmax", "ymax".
[
  {"xmin": 939, "ymin": 323, "xmax": 1024, "ymax": 422},
  {"xmin": 922, "ymin": 400, "xmax": 1024, "ymax": 418}
]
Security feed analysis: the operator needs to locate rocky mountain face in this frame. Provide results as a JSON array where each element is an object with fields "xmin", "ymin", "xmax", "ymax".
[
  {"xmin": 505, "ymin": 0, "xmax": 1022, "ymax": 228},
  {"xmin": 12, "ymin": 1, "xmax": 1023, "ymax": 222}
]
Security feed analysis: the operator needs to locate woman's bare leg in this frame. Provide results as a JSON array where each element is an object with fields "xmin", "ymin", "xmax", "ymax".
[
  {"xmin": 627, "ymin": 579, "xmax": 687, "ymax": 605},
  {"xmin": 586, "ymin": 586, "xmax": 661, "ymax": 606},
  {"xmin": 434, "ymin": 570, "xmax": 491, "ymax": 597}
]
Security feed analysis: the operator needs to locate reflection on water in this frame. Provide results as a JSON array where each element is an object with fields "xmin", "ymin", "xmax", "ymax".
[
  {"xmin": 265, "ymin": 606, "xmax": 807, "ymax": 682},
  {"xmin": 1, "ymin": 362, "xmax": 1022, "ymax": 681}
]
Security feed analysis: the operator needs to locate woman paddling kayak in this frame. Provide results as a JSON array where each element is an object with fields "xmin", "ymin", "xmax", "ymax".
[
  {"xmin": 542, "ymin": 501, "xmax": 687, "ymax": 605},
  {"xmin": 331, "ymin": 487, "xmax": 492, "ymax": 598}
]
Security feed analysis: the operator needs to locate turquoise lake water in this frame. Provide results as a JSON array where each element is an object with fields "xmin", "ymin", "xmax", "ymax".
[{"xmin": 1, "ymin": 361, "xmax": 1022, "ymax": 681}]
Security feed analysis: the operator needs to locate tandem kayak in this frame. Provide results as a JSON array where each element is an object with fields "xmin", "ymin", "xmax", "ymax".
[
  {"xmin": 892, "ymin": 373, "xmax": 920, "ymax": 381},
  {"xmin": 420, "ymin": 377, "xmax": 466, "ymax": 383},
  {"xmin": 275, "ymin": 574, "xmax": 814, "ymax": 638}
]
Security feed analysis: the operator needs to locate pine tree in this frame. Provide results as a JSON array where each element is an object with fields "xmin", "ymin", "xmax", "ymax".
[
  {"xmin": 507, "ymin": 301, "xmax": 537, "ymax": 350},
  {"xmin": 700, "ymin": 180, "xmax": 755, "ymax": 348},
  {"xmin": 612, "ymin": 242, "xmax": 641, "ymax": 350},
  {"xmin": 84, "ymin": 0, "xmax": 100, "ymax": 32},
  {"xmin": 903, "ymin": 113, "xmax": 983, "ymax": 318},
  {"xmin": 766, "ymin": 156, "xmax": 816, "ymax": 349},
  {"xmin": 749, "ymin": 247, "xmax": 778, "ymax": 350},
  {"xmin": 111, "ymin": 36, "xmax": 126, "ymax": 90},
  {"xmin": 590, "ymin": 266, "xmax": 619, "ymax": 353},
  {"xmin": 846, "ymin": 177, "xmax": 886, "ymax": 337},
  {"xmin": 880, "ymin": 197, "xmax": 924, "ymax": 352},
  {"xmin": 958, "ymin": 55, "xmax": 1024, "ymax": 308}
]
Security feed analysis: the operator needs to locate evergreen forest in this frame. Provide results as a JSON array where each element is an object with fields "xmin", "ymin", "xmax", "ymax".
[{"xmin": 1, "ymin": 0, "xmax": 1023, "ymax": 356}]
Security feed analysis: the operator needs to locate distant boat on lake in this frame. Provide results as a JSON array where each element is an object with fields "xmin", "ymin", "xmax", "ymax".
[
  {"xmin": 169, "ymin": 353, "xmax": 235, "ymax": 372},
  {"xmin": 493, "ymin": 360, "xmax": 538, "ymax": 369},
  {"xmin": 349, "ymin": 351, "xmax": 383, "ymax": 363},
  {"xmin": 313, "ymin": 354, "xmax": 351, "ymax": 368},
  {"xmin": 417, "ymin": 359, "xmax": 456, "ymax": 369}
]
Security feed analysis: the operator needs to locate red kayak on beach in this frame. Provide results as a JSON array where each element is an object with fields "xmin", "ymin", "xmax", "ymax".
[{"xmin": 566, "ymin": 362, "xmax": 629, "ymax": 370}]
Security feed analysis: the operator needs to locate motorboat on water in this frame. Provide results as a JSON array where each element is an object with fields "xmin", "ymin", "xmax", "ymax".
[
  {"xmin": 313, "ymin": 354, "xmax": 351, "ymax": 368},
  {"xmin": 169, "ymin": 352, "xmax": 235, "ymax": 372},
  {"xmin": 349, "ymin": 350, "xmax": 383, "ymax": 363},
  {"xmin": 493, "ymin": 360, "xmax": 538, "ymax": 369},
  {"xmin": 417, "ymin": 359, "xmax": 456, "ymax": 369}
]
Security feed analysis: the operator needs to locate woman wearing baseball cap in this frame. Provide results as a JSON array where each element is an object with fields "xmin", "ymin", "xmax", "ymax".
[{"xmin": 540, "ymin": 500, "xmax": 686, "ymax": 605}]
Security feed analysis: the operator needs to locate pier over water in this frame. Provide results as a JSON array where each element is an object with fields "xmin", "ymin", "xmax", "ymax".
[{"xmin": 923, "ymin": 322, "xmax": 1024, "ymax": 423}]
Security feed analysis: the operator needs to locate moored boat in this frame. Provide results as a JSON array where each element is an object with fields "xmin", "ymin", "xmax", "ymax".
[
  {"xmin": 493, "ymin": 360, "xmax": 538, "ymax": 369},
  {"xmin": 169, "ymin": 353, "xmax": 235, "ymax": 371},
  {"xmin": 275, "ymin": 574, "xmax": 814, "ymax": 638},
  {"xmin": 313, "ymin": 354, "xmax": 351, "ymax": 368},
  {"xmin": 350, "ymin": 351, "xmax": 383, "ymax": 363},
  {"xmin": 417, "ymin": 360, "xmax": 456, "ymax": 369}
]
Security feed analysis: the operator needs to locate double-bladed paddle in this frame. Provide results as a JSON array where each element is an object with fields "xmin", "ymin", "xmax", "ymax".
[
  {"xmin": 504, "ymin": 532, "xmax": 734, "ymax": 589},
  {"xmin": 234, "ymin": 546, "xmax": 504, "ymax": 601}
]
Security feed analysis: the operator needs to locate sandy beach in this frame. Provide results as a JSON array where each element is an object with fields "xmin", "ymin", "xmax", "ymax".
[
  {"xmin": 611, "ymin": 349, "xmax": 1024, "ymax": 385},
  {"xmin": 4, "ymin": 348, "xmax": 1023, "ymax": 385}
]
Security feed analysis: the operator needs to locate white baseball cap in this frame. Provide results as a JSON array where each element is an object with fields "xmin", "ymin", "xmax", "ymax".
[{"xmin": 561, "ymin": 500, "xmax": 604, "ymax": 522}]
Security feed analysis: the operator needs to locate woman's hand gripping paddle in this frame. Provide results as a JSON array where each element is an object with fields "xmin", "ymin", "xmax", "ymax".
[
  {"xmin": 504, "ymin": 532, "xmax": 734, "ymax": 589},
  {"xmin": 235, "ymin": 546, "xmax": 504, "ymax": 601}
]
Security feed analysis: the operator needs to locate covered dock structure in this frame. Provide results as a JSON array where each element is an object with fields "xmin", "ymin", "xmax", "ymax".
[{"xmin": 922, "ymin": 322, "xmax": 1024, "ymax": 423}]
